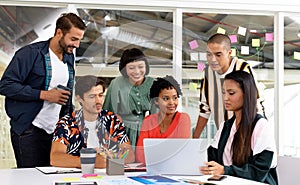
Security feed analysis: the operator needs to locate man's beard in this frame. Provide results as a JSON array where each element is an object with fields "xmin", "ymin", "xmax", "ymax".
[{"xmin": 59, "ymin": 36, "xmax": 75, "ymax": 54}]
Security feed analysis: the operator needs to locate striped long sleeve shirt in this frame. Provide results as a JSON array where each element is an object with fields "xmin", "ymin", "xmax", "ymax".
[{"xmin": 199, "ymin": 57, "xmax": 264, "ymax": 128}]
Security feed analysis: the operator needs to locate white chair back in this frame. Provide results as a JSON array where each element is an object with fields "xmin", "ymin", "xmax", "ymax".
[{"xmin": 277, "ymin": 156, "xmax": 300, "ymax": 184}]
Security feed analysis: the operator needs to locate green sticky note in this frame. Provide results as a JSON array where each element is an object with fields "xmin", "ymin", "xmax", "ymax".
[
  {"xmin": 189, "ymin": 82, "xmax": 198, "ymax": 91},
  {"xmin": 86, "ymin": 175, "xmax": 103, "ymax": 179}
]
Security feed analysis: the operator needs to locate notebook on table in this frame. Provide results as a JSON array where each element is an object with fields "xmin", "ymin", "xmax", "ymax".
[
  {"xmin": 143, "ymin": 138, "xmax": 208, "ymax": 176},
  {"xmin": 36, "ymin": 166, "xmax": 81, "ymax": 174}
]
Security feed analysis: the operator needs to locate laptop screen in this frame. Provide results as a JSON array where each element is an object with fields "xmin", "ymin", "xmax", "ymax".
[{"xmin": 143, "ymin": 138, "xmax": 208, "ymax": 175}]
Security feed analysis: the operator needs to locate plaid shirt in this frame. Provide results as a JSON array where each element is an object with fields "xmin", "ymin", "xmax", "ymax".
[{"xmin": 44, "ymin": 52, "xmax": 74, "ymax": 117}]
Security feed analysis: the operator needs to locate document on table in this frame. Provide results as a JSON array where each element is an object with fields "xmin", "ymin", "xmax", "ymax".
[
  {"xmin": 124, "ymin": 163, "xmax": 146, "ymax": 172},
  {"xmin": 36, "ymin": 166, "xmax": 82, "ymax": 174},
  {"xmin": 102, "ymin": 175, "xmax": 187, "ymax": 185},
  {"xmin": 129, "ymin": 175, "xmax": 184, "ymax": 184}
]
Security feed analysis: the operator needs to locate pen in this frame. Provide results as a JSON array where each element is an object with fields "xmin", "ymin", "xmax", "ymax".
[
  {"xmin": 112, "ymin": 150, "xmax": 116, "ymax": 159},
  {"xmin": 119, "ymin": 146, "xmax": 125, "ymax": 158},
  {"xmin": 102, "ymin": 147, "xmax": 113, "ymax": 159},
  {"xmin": 120, "ymin": 149, "xmax": 129, "ymax": 159},
  {"xmin": 116, "ymin": 149, "xmax": 121, "ymax": 159}
]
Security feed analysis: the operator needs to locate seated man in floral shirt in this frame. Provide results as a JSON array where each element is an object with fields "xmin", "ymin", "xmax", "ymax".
[{"xmin": 50, "ymin": 75, "xmax": 135, "ymax": 168}]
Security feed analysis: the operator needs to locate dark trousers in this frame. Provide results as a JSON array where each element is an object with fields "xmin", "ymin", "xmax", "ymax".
[{"xmin": 10, "ymin": 124, "xmax": 53, "ymax": 168}]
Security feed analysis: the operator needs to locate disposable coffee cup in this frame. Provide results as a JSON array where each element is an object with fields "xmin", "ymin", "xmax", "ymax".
[
  {"xmin": 56, "ymin": 84, "xmax": 70, "ymax": 92},
  {"xmin": 80, "ymin": 148, "xmax": 97, "ymax": 174}
]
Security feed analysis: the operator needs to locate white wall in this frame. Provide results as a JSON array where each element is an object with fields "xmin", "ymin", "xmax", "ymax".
[{"xmin": 3, "ymin": 0, "xmax": 300, "ymax": 13}]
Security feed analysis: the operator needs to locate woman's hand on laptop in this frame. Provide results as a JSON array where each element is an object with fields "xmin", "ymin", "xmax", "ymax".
[{"xmin": 200, "ymin": 161, "xmax": 224, "ymax": 175}]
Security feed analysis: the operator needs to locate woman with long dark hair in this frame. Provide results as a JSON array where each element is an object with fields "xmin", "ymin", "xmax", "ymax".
[{"xmin": 200, "ymin": 71, "xmax": 278, "ymax": 185}]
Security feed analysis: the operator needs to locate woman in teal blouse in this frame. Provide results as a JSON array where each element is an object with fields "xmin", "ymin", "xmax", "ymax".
[{"xmin": 102, "ymin": 48, "xmax": 155, "ymax": 149}]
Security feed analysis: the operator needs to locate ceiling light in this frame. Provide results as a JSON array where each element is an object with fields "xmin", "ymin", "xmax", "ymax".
[
  {"xmin": 104, "ymin": 14, "xmax": 111, "ymax": 21},
  {"xmin": 104, "ymin": 13, "xmax": 116, "ymax": 21}
]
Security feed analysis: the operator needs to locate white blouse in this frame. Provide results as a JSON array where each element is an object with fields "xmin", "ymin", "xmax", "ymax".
[{"xmin": 211, "ymin": 117, "xmax": 277, "ymax": 168}]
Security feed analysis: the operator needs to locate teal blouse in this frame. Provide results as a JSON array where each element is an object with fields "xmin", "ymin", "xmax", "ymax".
[{"xmin": 103, "ymin": 76, "xmax": 155, "ymax": 148}]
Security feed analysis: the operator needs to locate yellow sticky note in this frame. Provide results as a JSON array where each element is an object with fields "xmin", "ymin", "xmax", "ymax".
[
  {"xmin": 230, "ymin": 48, "xmax": 236, "ymax": 57},
  {"xmin": 294, "ymin": 51, "xmax": 300, "ymax": 60},
  {"xmin": 189, "ymin": 82, "xmax": 198, "ymax": 91},
  {"xmin": 252, "ymin": 39, "xmax": 260, "ymax": 47},
  {"xmin": 63, "ymin": 177, "xmax": 80, "ymax": 181},
  {"xmin": 217, "ymin": 27, "xmax": 226, "ymax": 34}
]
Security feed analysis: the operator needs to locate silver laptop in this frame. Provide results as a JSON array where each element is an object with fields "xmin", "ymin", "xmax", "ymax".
[{"xmin": 143, "ymin": 138, "xmax": 208, "ymax": 175}]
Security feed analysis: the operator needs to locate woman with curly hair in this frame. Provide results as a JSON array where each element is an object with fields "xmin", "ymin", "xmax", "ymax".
[{"xmin": 135, "ymin": 75, "xmax": 191, "ymax": 164}]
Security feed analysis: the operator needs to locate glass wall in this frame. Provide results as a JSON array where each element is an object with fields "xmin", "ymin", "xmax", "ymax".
[
  {"xmin": 0, "ymin": 2, "xmax": 298, "ymax": 168},
  {"xmin": 182, "ymin": 12, "xmax": 275, "ymax": 139},
  {"xmin": 282, "ymin": 14, "xmax": 300, "ymax": 157},
  {"xmin": 0, "ymin": 6, "xmax": 68, "ymax": 168},
  {"xmin": 75, "ymin": 9, "xmax": 173, "ymax": 79},
  {"xmin": 0, "ymin": 6, "xmax": 175, "ymax": 168}
]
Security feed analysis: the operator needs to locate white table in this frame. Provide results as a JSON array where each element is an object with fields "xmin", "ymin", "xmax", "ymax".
[{"xmin": 0, "ymin": 167, "xmax": 267, "ymax": 185}]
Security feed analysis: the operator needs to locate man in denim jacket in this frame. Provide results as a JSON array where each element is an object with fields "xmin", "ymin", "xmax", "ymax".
[{"xmin": 0, "ymin": 13, "xmax": 86, "ymax": 168}]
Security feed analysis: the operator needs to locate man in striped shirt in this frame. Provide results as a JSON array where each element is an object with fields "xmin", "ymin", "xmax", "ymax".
[{"xmin": 193, "ymin": 33, "xmax": 264, "ymax": 138}]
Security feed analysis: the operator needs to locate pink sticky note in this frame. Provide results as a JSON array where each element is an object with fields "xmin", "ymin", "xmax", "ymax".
[
  {"xmin": 265, "ymin": 33, "xmax": 273, "ymax": 42},
  {"xmin": 82, "ymin": 174, "xmax": 98, "ymax": 178},
  {"xmin": 189, "ymin": 40, "xmax": 199, "ymax": 50},
  {"xmin": 229, "ymin": 35, "xmax": 238, "ymax": 43},
  {"xmin": 197, "ymin": 62, "xmax": 206, "ymax": 71}
]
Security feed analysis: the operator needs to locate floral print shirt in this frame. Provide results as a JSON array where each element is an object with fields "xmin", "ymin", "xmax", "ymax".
[{"xmin": 52, "ymin": 109, "xmax": 129, "ymax": 156}]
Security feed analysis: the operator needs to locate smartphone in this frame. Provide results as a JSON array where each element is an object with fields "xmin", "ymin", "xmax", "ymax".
[
  {"xmin": 181, "ymin": 179, "xmax": 217, "ymax": 185},
  {"xmin": 207, "ymin": 175, "xmax": 227, "ymax": 181},
  {"xmin": 57, "ymin": 84, "xmax": 70, "ymax": 91}
]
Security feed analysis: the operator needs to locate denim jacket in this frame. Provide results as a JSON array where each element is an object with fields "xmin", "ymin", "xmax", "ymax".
[{"xmin": 0, "ymin": 39, "xmax": 75, "ymax": 135}]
